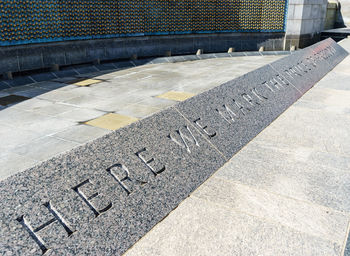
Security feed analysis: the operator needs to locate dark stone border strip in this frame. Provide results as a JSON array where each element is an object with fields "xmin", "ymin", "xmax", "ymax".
[
  {"xmin": 0, "ymin": 51, "xmax": 291, "ymax": 91},
  {"xmin": 0, "ymin": 39, "xmax": 347, "ymax": 255}
]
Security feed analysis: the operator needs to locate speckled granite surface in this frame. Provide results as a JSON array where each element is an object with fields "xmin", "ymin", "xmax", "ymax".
[{"xmin": 0, "ymin": 38, "xmax": 348, "ymax": 255}]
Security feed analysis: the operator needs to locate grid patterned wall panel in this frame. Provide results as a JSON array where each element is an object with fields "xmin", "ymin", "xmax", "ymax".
[{"xmin": 0, "ymin": 0, "xmax": 288, "ymax": 46}]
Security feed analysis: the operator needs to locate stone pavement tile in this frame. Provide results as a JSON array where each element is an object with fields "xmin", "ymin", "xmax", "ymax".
[
  {"xmin": 94, "ymin": 63, "xmax": 116, "ymax": 71},
  {"xmin": 131, "ymin": 88, "xmax": 171, "ymax": 98},
  {"xmin": 85, "ymin": 113, "xmax": 139, "ymax": 130},
  {"xmin": 156, "ymin": 91, "xmax": 196, "ymax": 101},
  {"xmin": 5, "ymin": 77, "xmax": 35, "ymax": 87},
  {"xmin": 12, "ymin": 136, "xmax": 79, "ymax": 162},
  {"xmin": 53, "ymin": 69, "xmax": 79, "ymax": 78},
  {"xmin": 0, "ymin": 95, "xmax": 29, "ymax": 106},
  {"xmin": 0, "ymin": 81, "xmax": 11, "ymax": 90},
  {"xmin": 116, "ymin": 103, "xmax": 161, "ymax": 118},
  {"xmin": 51, "ymin": 124, "xmax": 110, "ymax": 144},
  {"xmin": 89, "ymin": 85, "xmax": 140, "ymax": 99},
  {"xmin": 20, "ymin": 117, "xmax": 76, "ymax": 136},
  {"xmin": 13, "ymin": 87, "xmax": 50, "ymax": 98},
  {"xmin": 0, "ymin": 124, "xmax": 42, "ymax": 150},
  {"xmin": 0, "ymin": 152, "xmax": 38, "ymax": 181},
  {"xmin": 245, "ymin": 139, "xmax": 350, "ymax": 171},
  {"xmin": 298, "ymin": 87, "xmax": 350, "ymax": 110},
  {"xmin": 29, "ymin": 81, "xmax": 67, "ymax": 90},
  {"xmin": 37, "ymin": 89, "xmax": 81, "ymax": 102},
  {"xmin": 255, "ymin": 107, "xmax": 350, "ymax": 155},
  {"xmin": 0, "ymin": 91, "xmax": 10, "ymax": 98},
  {"xmin": 12, "ymin": 98, "xmax": 60, "ymax": 112},
  {"xmin": 26, "ymin": 102, "xmax": 77, "ymax": 117},
  {"xmin": 74, "ymin": 65, "xmax": 99, "ymax": 75},
  {"xmin": 125, "ymin": 197, "xmax": 341, "ymax": 256},
  {"xmin": 73, "ymin": 79, "xmax": 102, "ymax": 87},
  {"xmin": 215, "ymin": 150, "xmax": 350, "ymax": 213},
  {"xmin": 56, "ymin": 108, "xmax": 106, "ymax": 122},
  {"xmin": 52, "ymin": 77, "xmax": 78, "ymax": 83},
  {"xmin": 1, "ymin": 85, "xmax": 33, "ymax": 94},
  {"xmin": 30, "ymin": 72, "xmax": 57, "ymax": 82},
  {"xmin": 63, "ymin": 94, "xmax": 145, "ymax": 112},
  {"xmin": 137, "ymin": 97, "xmax": 177, "ymax": 109},
  {"xmin": 0, "ymin": 109, "xmax": 76, "ymax": 136},
  {"xmin": 193, "ymin": 177, "xmax": 350, "ymax": 244},
  {"xmin": 293, "ymin": 99, "xmax": 350, "ymax": 115},
  {"xmin": 0, "ymin": 108, "xmax": 49, "ymax": 127},
  {"xmin": 315, "ymin": 71, "xmax": 350, "ymax": 91}
]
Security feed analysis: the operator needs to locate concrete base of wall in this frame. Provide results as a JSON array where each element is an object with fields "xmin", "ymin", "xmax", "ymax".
[
  {"xmin": 0, "ymin": 32, "xmax": 285, "ymax": 75},
  {"xmin": 284, "ymin": 33, "xmax": 321, "ymax": 50}
]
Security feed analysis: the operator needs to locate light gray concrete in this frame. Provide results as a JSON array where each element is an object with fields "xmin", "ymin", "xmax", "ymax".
[{"xmin": 124, "ymin": 39, "xmax": 350, "ymax": 255}]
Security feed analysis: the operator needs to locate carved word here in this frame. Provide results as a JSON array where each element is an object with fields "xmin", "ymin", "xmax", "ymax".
[{"xmin": 16, "ymin": 126, "xmax": 201, "ymax": 254}]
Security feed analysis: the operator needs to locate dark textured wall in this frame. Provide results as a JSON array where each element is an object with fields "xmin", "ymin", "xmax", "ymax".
[{"xmin": 0, "ymin": 0, "xmax": 288, "ymax": 46}]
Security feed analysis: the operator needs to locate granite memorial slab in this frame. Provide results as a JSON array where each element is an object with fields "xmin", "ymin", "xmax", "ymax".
[
  {"xmin": 175, "ymin": 64, "xmax": 302, "ymax": 159},
  {"xmin": 270, "ymin": 38, "xmax": 348, "ymax": 94},
  {"xmin": 0, "ymin": 38, "xmax": 348, "ymax": 255},
  {"xmin": 0, "ymin": 108, "xmax": 225, "ymax": 255},
  {"xmin": 175, "ymin": 38, "xmax": 348, "ymax": 159}
]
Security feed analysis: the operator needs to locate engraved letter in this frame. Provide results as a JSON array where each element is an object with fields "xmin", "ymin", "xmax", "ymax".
[
  {"xmin": 242, "ymin": 93, "xmax": 260, "ymax": 106},
  {"xmin": 16, "ymin": 202, "xmax": 74, "ymax": 254},
  {"xmin": 216, "ymin": 104, "xmax": 238, "ymax": 124},
  {"xmin": 72, "ymin": 179, "xmax": 112, "ymax": 217},
  {"xmin": 251, "ymin": 87, "xmax": 268, "ymax": 101},
  {"xmin": 107, "ymin": 163, "xmax": 147, "ymax": 195},
  {"xmin": 233, "ymin": 99, "xmax": 250, "ymax": 115},
  {"xmin": 135, "ymin": 148, "xmax": 165, "ymax": 176},
  {"xmin": 194, "ymin": 118, "xmax": 217, "ymax": 138},
  {"xmin": 168, "ymin": 125, "xmax": 200, "ymax": 153}
]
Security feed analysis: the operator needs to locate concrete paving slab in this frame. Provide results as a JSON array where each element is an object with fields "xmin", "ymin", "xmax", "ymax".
[
  {"xmin": 37, "ymin": 89, "xmax": 82, "ymax": 102},
  {"xmin": 156, "ymin": 91, "xmax": 196, "ymax": 101},
  {"xmin": 215, "ymin": 147, "xmax": 350, "ymax": 213},
  {"xmin": 116, "ymin": 104, "xmax": 161, "ymax": 119},
  {"xmin": 30, "ymin": 72, "xmax": 57, "ymax": 82},
  {"xmin": 13, "ymin": 87, "xmax": 50, "ymax": 98},
  {"xmin": 11, "ymin": 136, "xmax": 80, "ymax": 162},
  {"xmin": 0, "ymin": 124, "xmax": 42, "ymax": 150},
  {"xmin": 52, "ymin": 125, "xmax": 110, "ymax": 144},
  {"xmin": 0, "ymin": 95, "xmax": 30, "ymax": 106},
  {"xmin": 253, "ymin": 108, "xmax": 350, "ymax": 155},
  {"xmin": 73, "ymin": 79, "xmax": 102, "ymax": 87},
  {"xmin": 56, "ymin": 108, "xmax": 106, "ymax": 122},
  {"xmin": 193, "ymin": 177, "xmax": 349, "ymax": 244},
  {"xmin": 242, "ymin": 139, "xmax": 350, "ymax": 173},
  {"xmin": 0, "ymin": 152, "xmax": 38, "ymax": 180},
  {"xmin": 85, "ymin": 113, "xmax": 139, "ymax": 130},
  {"xmin": 30, "ymin": 81, "xmax": 69, "ymax": 90},
  {"xmin": 125, "ymin": 197, "xmax": 342, "ymax": 256}
]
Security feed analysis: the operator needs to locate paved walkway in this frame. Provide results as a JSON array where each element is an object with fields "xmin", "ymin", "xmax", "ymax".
[
  {"xmin": 0, "ymin": 54, "xmax": 284, "ymax": 180},
  {"xmin": 124, "ymin": 39, "xmax": 350, "ymax": 256}
]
